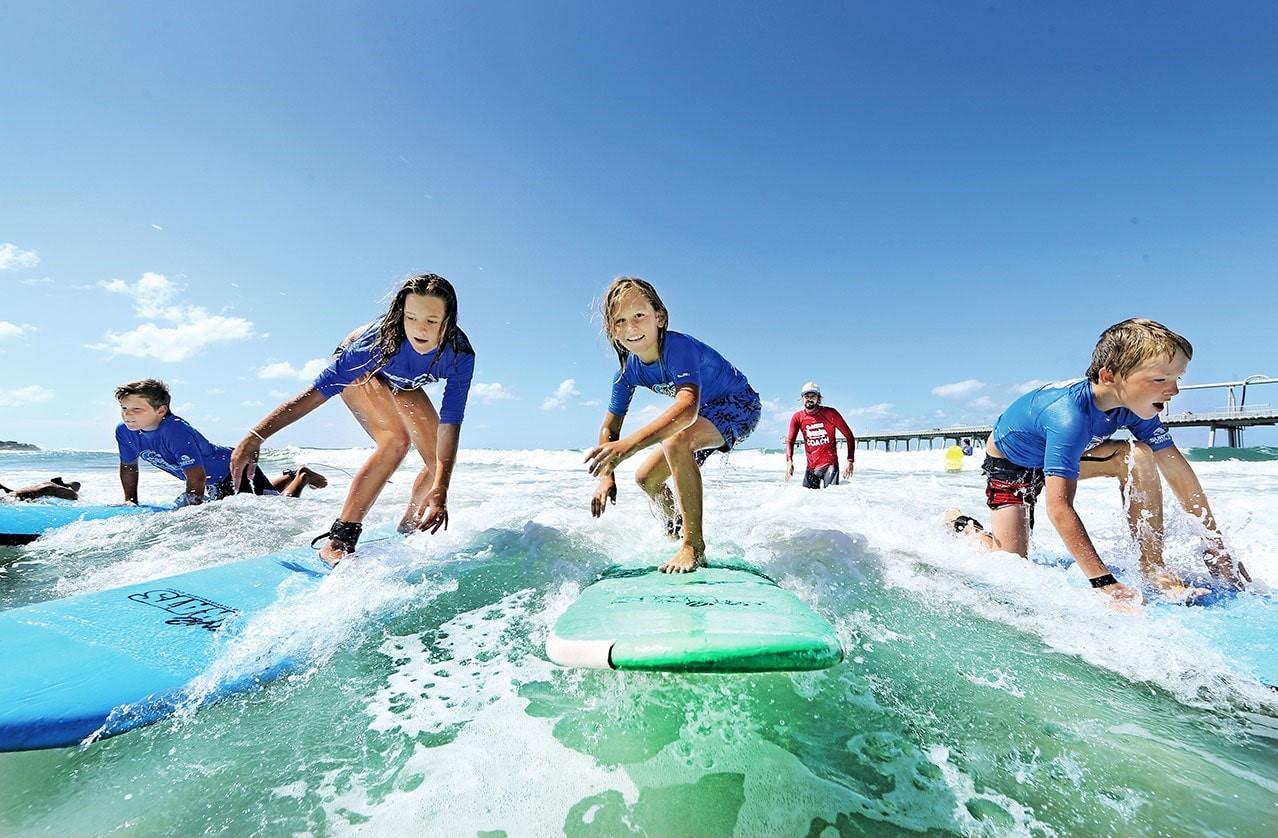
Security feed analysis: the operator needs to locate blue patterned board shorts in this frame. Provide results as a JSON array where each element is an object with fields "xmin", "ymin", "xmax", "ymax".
[{"xmin": 695, "ymin": 388, "xmax": 762, "ymax": 466}]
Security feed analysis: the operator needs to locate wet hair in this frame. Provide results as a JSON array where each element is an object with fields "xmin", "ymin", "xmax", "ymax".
[
  {"xmin": 114, "ymin": 378, "xmax": 171, "ymax": 409},
  {"xmin": 601, "ymin": 276, "xmax": 669, "ymax": 369},
  {"xmin": 1086, "ymin": 318, "xmax": 1193, "ymax": 383},
  {"xmin": 373, "ymin": 273, "xmax": 473, "ymax": 372}
]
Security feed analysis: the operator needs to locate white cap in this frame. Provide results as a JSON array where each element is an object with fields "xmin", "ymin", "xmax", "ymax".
[{"xmin": 801, "ymin": 382, "xmax": 821, "ymax": 395}]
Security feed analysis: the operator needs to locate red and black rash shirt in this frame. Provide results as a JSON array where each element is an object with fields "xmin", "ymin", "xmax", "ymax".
[{"xmin": 787, "ymin": 407, "xmax": 855, "ymax": 471}]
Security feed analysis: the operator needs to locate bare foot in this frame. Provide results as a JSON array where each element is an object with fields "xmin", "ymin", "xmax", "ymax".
[
  {"xmin": 319, "ymin": 540, "xmax": 350, "ymax": 567},
  {"xmin": 1152, "ymin": 573, "xmax": 1210, "ymax": 604},
  {"xmin": 942, "ymin": 507, "xmax": 981, "ymax": 533},
  {"xmin": 296, "ymin": 466, "xmax": 328, "ymax": 489},
  {"xmin": 659, "ymin": 542, "xmax": 705, "ymax": 574},
  {"xmin": 943, "ymin": 508, "xmax": 995, "ymax": 549},
  {"xmin": 397, "ymin": 501, "xmax": 425, "ymax": 534}
]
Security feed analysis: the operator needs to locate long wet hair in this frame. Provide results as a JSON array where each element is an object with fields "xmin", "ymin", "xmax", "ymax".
[
  {"xmin": 601, "ymin": 276, "xmax": 669, "ymax": 369},
  {"xmin": 374, "ymin": 273, "xmax": 474, "ymax": 371}
]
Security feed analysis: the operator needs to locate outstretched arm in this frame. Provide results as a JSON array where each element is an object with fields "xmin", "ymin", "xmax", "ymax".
[
  {"xmin": 831, "ymin": 410, "xmax": 856, "ymax": 478},
  {"xmin": 1044, "ymin": 476, "xmax": 1141, "ymax": 605},
  {"xmin": 417, "ymin": 422, "xmax": 460, "ymax": 534},
  {"xmin": 181, "ymin": 466, "xmax": 208, "ymax": 505},
  {"xmin": 589, "ymin": 412, "xmax": 625, "ymax": 517},
  {"xmin": 784, "ymin": 414, "xmax": 800, "ymax": 481},
  {"xmin": 120, "ymin": 462, "xmax": 139, "ymax": 504},
  {"xmin": 229, "ymin": 386, "xmax": 330, "ymax": 486},
  {"xmin": 1154, "ymin": 446, "xmax": 1244, "ymax": 583},
  {"xmin": 585, "ymin": 386, "xmax": 699, "ymax": 478}
]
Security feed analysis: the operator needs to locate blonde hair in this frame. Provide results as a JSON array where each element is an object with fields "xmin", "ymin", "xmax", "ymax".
[
  {"xmin": 114, "ymin": 378, "xmax": 171, "ymax": 409},
  {"xmin": 1086, "ymin": 318, "xmax": 1193, "ymax": 382},
  {"xmin": 601, "ymin": 276, "xmax": 669, "ymax": 369}
]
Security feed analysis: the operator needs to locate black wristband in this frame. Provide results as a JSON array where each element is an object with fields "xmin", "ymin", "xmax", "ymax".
[{"xmin": 1089, "ymin": 573, "xmax": 1118, "ymax": 588}]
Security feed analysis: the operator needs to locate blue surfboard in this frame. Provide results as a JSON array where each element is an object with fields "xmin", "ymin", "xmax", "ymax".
[
  {"xmin": 0, "ymin": 502, "xmax": 170, "ymax": 546},
  {"xmin": 0, "ymin": 548, "xmax": 329, "ymax": 751},
  {"xmin": 1158, "ymin": 590, "xmax": 1278, "ymax": 687}
]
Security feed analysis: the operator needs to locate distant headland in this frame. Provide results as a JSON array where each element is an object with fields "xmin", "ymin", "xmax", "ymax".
[{"xmin": 0, "ymin": 441, "xmax": 39, "ymax": 451}]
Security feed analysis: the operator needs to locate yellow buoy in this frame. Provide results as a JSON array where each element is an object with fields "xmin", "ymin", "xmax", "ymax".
[{"xmin": 944, "ymin": 445, "xmax": 965, "ymax": 473}]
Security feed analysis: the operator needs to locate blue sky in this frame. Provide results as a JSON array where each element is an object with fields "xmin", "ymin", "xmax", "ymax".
[{"xmin": 3, "ymin": 1, "xmax": 1276, "ymax": 451}]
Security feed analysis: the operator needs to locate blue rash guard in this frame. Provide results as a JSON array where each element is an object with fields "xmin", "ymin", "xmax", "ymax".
[
  {"xmin": 992, "ymin": 378, "xmax": 1175, "ymax": 479},
  {"xmin": 116, "ymin": 415, "xmax": 232, "ymax": 484},
  {"xmin": 312, "ymin": 324, "xmax": 476, "ymax": 425},
  {"xmin": 607, "ymin": 330, "xmax": 753, "ymax": 416}
]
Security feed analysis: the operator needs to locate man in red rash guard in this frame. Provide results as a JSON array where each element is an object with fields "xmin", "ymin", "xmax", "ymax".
[{"xmin": 785, "ymin": 382, "xmax": 856, "ymax": 489}]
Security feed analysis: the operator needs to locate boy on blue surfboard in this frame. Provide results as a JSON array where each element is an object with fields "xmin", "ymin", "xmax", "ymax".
[
  {"xmin": 115, "ymin": 379, "xmax": 324, "ymax": 507},
  {"xmin": 947, "ymin": 318, "xmax": 1249, "ymax": 605}
]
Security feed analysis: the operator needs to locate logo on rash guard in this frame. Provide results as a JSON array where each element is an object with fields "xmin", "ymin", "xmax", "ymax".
[
  {"xmin": 1147, "ymin": 425, "xmax": 1172, "ymax": 446},
  {"xmin": 652, "ymin": 382, "xmax": 677, "ymax": 397},
  {"xmin": 178, "ymin": 454, "xmax": 195, "ymax": 467},
  {"xmin": 140, "ymin": 450, "xmax": 183, "ymax": 478},
  {"xmin": 804, "ymin": 425, "xmax": 831, "ymax": 447},
  {"xmin": 383, "ymin": 371, "xmax": 441, "ymax": 390}
]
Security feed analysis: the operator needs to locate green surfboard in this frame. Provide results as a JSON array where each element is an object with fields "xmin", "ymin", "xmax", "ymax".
[{"xmin": 546, "ymin": 563, "xmax": 843, "ymax": 673}]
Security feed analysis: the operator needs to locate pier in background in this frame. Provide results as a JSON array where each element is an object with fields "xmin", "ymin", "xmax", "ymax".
[{"xmin": 854, "ymin": 375, "xmax": 1277, "ymax": 451}]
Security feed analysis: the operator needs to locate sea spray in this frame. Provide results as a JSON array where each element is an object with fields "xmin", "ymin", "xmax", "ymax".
[{"xmin": 1, "ymin": 447, "xmax": 1275, "ymax": 835}]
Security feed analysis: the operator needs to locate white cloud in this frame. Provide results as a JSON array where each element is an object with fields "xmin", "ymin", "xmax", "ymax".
[
  {"xmin": 0, "ymin": 243, "xmax": 40, "ymax": 271},
  {"xmin": 759, "ymin": 397, "xmax": 795, "ymax": 434},
  {"xmin": 966, "ymin": 396, "xmax": 1000, "ymax": 412},
  {"xmin": 88, "ymin": 316, "xmax": 255, "ymax": 362},
  {"xmin": 542, "ymin": 378, "xmax": 581, "ymax": 410},
  {"xmin": 0, "ymin": 384, "xmax": 54, "ymax": 407},
  {"xmin": 1011, "ymin": 379, "xmax": 1051, "ymax": 394},
  {"xmin": 470, "ymin": 382, "xmax": 515, "ymax": 403},
  {"xmin": 20, "ymin": 276, "xmax": 53, "ymax": 286},
  {"xmin": 844, "ymin": 402, "xmax": 894, "ymax": 418},
  {"xmin": 100, "ymin": 272, "xmax": 189, "ymax": 321},
  {"xmin": 91, "ymin": 272, "xmax": 255, "ymax": 362},
  {"xmin": 0, "ymin": 321, "xmax": 35, "ymax": 340},
  {"xmin": 932, "ymin": 379, "xmax": 985, "ymax": 399},
  {"xmin": 257, "ymin": 358, "xmax": 329, "ymax": 381}
]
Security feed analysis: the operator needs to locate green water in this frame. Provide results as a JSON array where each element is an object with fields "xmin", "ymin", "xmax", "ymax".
[
  {"xmin": 1185, "ymin": 446, "xmax": 1278, "ymax": 462},
  {"xmin": 2, "ymin": 448, "xmax": 1277, "ymax": 836},
  {"xmin": 2, "ymin": 526, "xmax": 1275, "ymax": 836}
]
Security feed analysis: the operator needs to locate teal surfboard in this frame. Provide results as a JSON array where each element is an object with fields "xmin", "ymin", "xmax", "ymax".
[
  {"xmin": 546, "ymin": 563, "xmax": 843, "ymax": 673},
  {"xmin": 0, "ymin": 548, "xmax": 328, "ymax": 751},
  {"xmin": 0, "ymin": 502, "xmax": 170, "ymax": 546}
]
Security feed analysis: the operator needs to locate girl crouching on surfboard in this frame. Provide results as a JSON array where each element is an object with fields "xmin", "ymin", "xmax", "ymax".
[
  {"xmin": 230, "ymin": 273, "xmax": 475, "ymax": 566},
  {"xmin": 585, "ymin": 276, "xmax": 761, "ymax": 573}
]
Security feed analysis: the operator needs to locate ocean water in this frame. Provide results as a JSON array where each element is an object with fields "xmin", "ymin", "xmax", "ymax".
[{"xmin": 1, "ymin": 446, "xmax": 1276, "ymax": 837}]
